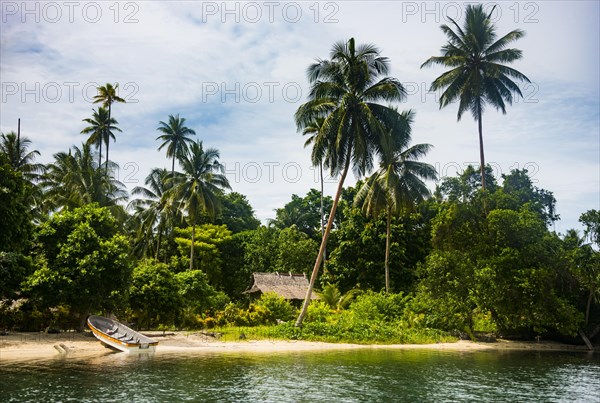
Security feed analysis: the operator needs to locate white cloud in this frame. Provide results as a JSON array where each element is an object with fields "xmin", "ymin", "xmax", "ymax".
[{"xmin": 0, "ymin": 0, "xmax": 598, "ymax": 234}]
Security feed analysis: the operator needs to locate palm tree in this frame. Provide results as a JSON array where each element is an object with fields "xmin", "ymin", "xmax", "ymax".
[
  {"xmin": 168, "ymin": 141, "xmax": 231, "ymax": 270},
  {"xmin": 294, "ymin": 37, "xmax": 407, "ymax": 326},
  {"xmin": 156, "ymin": 114, "xmax": 197, "ymax": 175},
  {"xmin": 316, "ymin": 283, "xmax": 359, "ymax": 311},
  {"xmin": 302, "ymin": 117, "xmax": 328, "ymax": 267},
  {"xmin": 41, "ymin": 143, "xmax": 127, "ymax": 213},
  {"xmin": 93, "ymin": 83, "xmax": 125, "ymax": 170},
  {"xmin": 128, "ymin": 168, "xmax": 181, "ymax": 260},
  {"xmin": 355, "ymin": 110, "xmax": 437, "ymax": 292},
  {"xmin": 81, "ymin": 107, "xmax": 121, "ymax": 169},
  {"xmin": 0, "ymin": 131, "xmax": 44, "ymax": 183},
  {"xmin": 421, "ymin": 4, "xmax": 530, "ymax": 190}
]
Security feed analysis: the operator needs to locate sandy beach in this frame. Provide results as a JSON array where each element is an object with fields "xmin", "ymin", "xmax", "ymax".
[{"xmin": 0, "ymin": 331, "xmax": 594, "ymax": 362}]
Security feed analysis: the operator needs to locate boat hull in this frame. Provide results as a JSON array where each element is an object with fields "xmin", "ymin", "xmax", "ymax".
[{"xmin": 87, "ymin": 315, "xmax": 158, "ymax": 354}]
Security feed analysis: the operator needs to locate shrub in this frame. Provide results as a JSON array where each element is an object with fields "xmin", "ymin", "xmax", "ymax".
[
  {"xmin": 253, "ymin": 292, "xmax": 295, "ymax": 324},
  {"xmin": 306, "ymin": 301, "xmax": 332, "ymax": 323}
]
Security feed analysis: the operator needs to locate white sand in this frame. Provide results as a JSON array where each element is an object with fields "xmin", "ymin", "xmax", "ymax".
[{"xmin": 0, "ymin": 332, "xmax": 591, "ymax": 362}]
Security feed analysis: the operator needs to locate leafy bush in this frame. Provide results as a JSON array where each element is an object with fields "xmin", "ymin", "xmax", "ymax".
[
  {"xmin": 306, "ymin": 301, "xmax": 333, "ymax": 323},
  {"xmin": 253, "ymin": 292, "xmax": 295, "ymax": 324},
  {"xmin": 349, "ymin": 291, "xmax": 409, "ymax": 321}
]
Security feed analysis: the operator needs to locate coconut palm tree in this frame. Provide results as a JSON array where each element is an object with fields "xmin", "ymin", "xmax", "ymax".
[
  {"xmin": 355, "ymin": 110, "xmax": 437, "ymax": 292},
  {"xmin": 128, "ymin": 168, "xmax": 182, "ymax": 260},
  {"xmin": 0, "ymin": 131, "xmax": 44, "ymax": 183},
  {"xmin": 156, "ymin": 115, "xmax": 197, "ymax": 175},
  {"xmin": 421, "ymin": 4, "xmax": 530, "ymax": 190},
  {"xmin": 302, "ymin": 117, "xmax": 328, "ymax": 262},
  {"xmin": 294, "ymin": 37, "xmax": 407, "ymax": 326},
  {"xmin": 41, "ymin": 143, "xmax": 127, "ymax": 213},
  {"xmin": 168, "ymin": 141, "xmax": 231, "ymax": 270},
  {"xmin": 81, "ymin": 107, "xmax": 121, "ymax": 169},
  {"xmin": 93, "ymin": 84, "xmax": 125, "ymax": 170}
]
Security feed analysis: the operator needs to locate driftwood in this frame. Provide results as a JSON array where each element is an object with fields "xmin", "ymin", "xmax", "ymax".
[
  {"xmin": 588, "ymin": 324, "xmax": 600, "ymax": 339},
  {"xmin": 141, "ymin": 332, "xmax": 175, "ymax": 338},
  {"xmin": 578, "ymin": 330, "xmax": 594, "ymax": 351}
]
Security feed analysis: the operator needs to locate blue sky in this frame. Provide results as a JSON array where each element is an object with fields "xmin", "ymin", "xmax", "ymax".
[{"xmin": 1, "ymin": 1, "xmax": 599, "ymax": 234}]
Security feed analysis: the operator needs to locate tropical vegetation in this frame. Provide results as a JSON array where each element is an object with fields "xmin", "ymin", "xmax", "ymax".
[{"xmin": 0, "ymin": 9, "xmax": 598, "ymax": 347}]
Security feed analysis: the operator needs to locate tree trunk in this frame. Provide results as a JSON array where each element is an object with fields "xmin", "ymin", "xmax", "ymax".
[
  {"xmin": 189, "ymin": 223, "xmax": 195, "ymax": 271},
  {"xmin": 477, "ymin": 103, "xmax": 486, "ymax": 191},
  {"xmin": 320, "ymin": 162, "xmax": 326, "ymax": 273},
  {"xmin": 295, "ymin": 157, "xmax": 351, "ymax": 327},
  {"xmin": 385, "ymin": 205, "xmax": 391, "ymax": 293},
  {"xmin": 105, "ymin": 138, "xmax": 110, "ymax": 175},
  {"xmin": 106, "ymin": 103, "xmax": 112, "ymax": 175},
  {"xmin": 155, "ymin": 228, "xmax": 162, "ymax": 261},
  {"xmin": 171, "ymin": 155, "xmax": 176, "ymax": 177},
  {"xmin": 585, "ymin": 288, "xmax": 593, "ymax": 324}
]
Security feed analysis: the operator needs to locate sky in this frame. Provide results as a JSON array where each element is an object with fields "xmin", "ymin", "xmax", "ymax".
[{"xmin": 1, "ymin": 0, "xmax": 599, "ymax": 234}]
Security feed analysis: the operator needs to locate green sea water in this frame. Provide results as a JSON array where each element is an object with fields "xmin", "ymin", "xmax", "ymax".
[{"xmin": 1, "ymin": 349, "xmax": 599, "ymax": 402}]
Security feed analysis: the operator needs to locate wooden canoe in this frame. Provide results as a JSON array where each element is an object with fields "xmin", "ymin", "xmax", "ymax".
[{"xmin": 87, "ymin": 315, "xmax": 158, "ymax": 353}]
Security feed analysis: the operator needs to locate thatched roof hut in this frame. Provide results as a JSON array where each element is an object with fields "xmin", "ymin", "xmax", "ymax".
[{"xmin": 244, "ymin": 272, "xmax": 318, "ymax": 300}]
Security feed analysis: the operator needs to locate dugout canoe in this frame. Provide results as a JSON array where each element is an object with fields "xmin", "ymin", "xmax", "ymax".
[{"xmin": 87, "ymin": 315, "xmax": 158, "ymax": 353}]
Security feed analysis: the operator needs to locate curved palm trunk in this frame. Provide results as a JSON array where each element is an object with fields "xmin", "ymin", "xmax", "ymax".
[
  {"xmin": 171, "ymin": 156, "xmax": 176, "ymax": 177},
  {"xmin": 385, "ymin": 205, "xmax": 391, "ymax": 293},
  {"xmin": 295, "ymin": 157, "xmax": 351, "ymax": 327},
  {"xmin": 320, "ymin": 162, "xmax": 326, "ymax": 273},
  {"xmin": 585, "ymin": 288, "xmax": 593, "ymax": 324},
  {"xmin": 477, "ymin": 103, "xmax": 486, "ymax": 191},
  {"xmin": 189, "ymin": 223, "xmax": 195, "ymax": 271}
]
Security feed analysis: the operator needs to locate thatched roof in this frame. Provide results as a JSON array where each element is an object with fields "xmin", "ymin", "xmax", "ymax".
[{"xmin": 244, "ymin": 272, "xmax": 318, "ymax": 300}]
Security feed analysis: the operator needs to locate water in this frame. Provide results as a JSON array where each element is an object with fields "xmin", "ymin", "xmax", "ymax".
[{"xmin": 1, "ymin": 349, "xmax": 599, "ymax": 402}]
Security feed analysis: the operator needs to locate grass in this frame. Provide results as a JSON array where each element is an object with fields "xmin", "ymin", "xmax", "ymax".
[{"xmin": 199, "ymin": 323, "xmax": 457, "ymax": 345}]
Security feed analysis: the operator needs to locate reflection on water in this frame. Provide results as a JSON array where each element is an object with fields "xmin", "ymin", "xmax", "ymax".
[{"xmin": 1, "ymin": 349, "xmax": 599, "ymax": 402}]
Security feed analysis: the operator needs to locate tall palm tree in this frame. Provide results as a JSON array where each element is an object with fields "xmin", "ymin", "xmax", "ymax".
[
  {"xmin": 168, "ymin": 141, "xmax": 231, "ymax": 270},
  {"xmin": 94, "ymin": 83, "xmax": 125, "ymax": 170},
  {"xmin": 421, "ymin": 4, "xmax": 530, "ymax": 190},
  {"xmin": 0, "ymin": 131, "xmax": 44, "ymax": 183},
  {"xmin": 294, "ymin": 37, "xmax": 407, "ymax": 326},
  {"xmin": 128, "ymin": 168, "xmax": 181, "ymax": 260},
  {"xmin": 302, "ymin": 117, "xmax": 327, "ymax": 245},
  {"xmin": 156, "ymin": 114, "xmax": 197, "ymax": 175},
  {"xmin": 81, "ymin": 107, "xmax": 121, "ymax": 169},
  {"xmin": 355, "ymin": 110, "xmax": 437, "ymax": 292},
  {"xmin": 41, "ymin": 143, "xmax": 127, "ymax": 213}
]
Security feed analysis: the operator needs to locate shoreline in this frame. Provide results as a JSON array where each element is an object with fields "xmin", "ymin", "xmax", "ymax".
[{"xmin": 0, "ymin": 332, "xmax": 594, "ymax": 362}]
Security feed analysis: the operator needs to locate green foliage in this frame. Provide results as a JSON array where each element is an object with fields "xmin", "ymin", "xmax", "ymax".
[
  {"xmin": 414, "ymin": 202, "xmax": 584, "ymax": 337},
  {"xmin": 580, "ymin": 210, "xmax": 600, "ymax": 247},
  {"xmin": 274, "ymin": 291, "xmax": 453, "ymax": 344},
  {"xmin": 26, "ymin": 204, "xmax": 131, "ymax": 321},
  {"xmin": 129, "ymin": 260, "xmax": 182, "ymax": 328},
  {"xmin": 0, "ymin": 155, "xmax": 33, "ymax": 252},
  {"xmin": 176, "ymin": 270, "xmax": 222, "ymax": 313},
  {"xmin": 271, "ymin": 190, "xmax": 333, "ymax": 238},
  {"xmin": 219, "ymin": 232, "xmax": 253, "ymax": 298},
  {"xmin": 0, "ymin": 252, "xmax": 34, "ymax": 299},
  {"xmin": 237, "ymin": 225, "xmax": 318, "ymax": 277},
  {"xmin": 213, "ymin": 293, "xmax": 296, "ymax": 327},
  {"xmin": 274, "ymin": 227, "xmax": 319, "ymax": 274},
  {"xmin": 174, "ymin": 224, "xmax": 232, "ymax": 283},
  {"xmin": 253, "ymin": 292, "xmax": 296, "ymax": 324},
  {"xmin": 316, "ymin": 283, "xmax": 358, "ymax": 310},
  {"xmin": 306, "ymin": 301, "xmax": 334, "ymax": 323},
  {"xmin": 326, "ymin": 206, "xmax": 428, "ymax": 292},
  {"xmin": 216, "ymin": 192, "xmax": 261, "ymax": 233}
]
